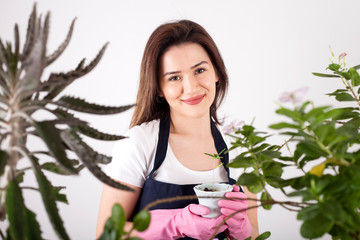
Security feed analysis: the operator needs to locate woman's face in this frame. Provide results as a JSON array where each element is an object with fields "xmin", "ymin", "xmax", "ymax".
[{"xmin": 158, "ymin": 42, "xmax": 218, "ymax": 120}]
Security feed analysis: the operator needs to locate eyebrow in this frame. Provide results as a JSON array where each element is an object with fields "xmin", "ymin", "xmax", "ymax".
[{"xmin": 162, "ymin": 61, "xmax": 209, "ymax": 77}]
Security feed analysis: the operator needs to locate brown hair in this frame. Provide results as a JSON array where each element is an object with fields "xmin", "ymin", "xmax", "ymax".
[{"xmin": 130, "ymin": 20, "xmax": 228, "ymax": 127}]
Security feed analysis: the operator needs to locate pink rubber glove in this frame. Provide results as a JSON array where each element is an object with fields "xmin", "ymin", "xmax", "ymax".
[
  {"xmin": 137, "ymin": 204, "xmax": 227, "ymax": 240},
  {"xmin": 218, "ymin": 185, "xmax": 252, "ymax": 240}
]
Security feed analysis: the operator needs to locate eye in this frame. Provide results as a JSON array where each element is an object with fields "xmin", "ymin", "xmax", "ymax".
[
  {"xmin": 169, "ymin": 75, "xmax": 181, "ymax": 81},
  {"xmin": 195, "ymin": 68, "xmax": 206, "ymax": 75}
]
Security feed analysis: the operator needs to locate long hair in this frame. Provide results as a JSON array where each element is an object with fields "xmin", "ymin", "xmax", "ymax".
[{"xmin": 130, "ymin": 20, "xmax": 228, "ymax": 127}]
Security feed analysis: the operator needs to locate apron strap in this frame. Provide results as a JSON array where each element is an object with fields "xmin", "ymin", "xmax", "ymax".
[
  {"xmin": 149, "ymin": 117, "xmax": 170, "ymax": 178},
  {"xmin": 210, "ymin": 119, "xmax": 232, "ymax": 181}
]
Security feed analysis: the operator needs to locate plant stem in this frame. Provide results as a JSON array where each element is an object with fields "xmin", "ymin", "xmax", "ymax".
[{"xmin": 341, "ymin": 76, "xmax": 360, "ymax": 108}]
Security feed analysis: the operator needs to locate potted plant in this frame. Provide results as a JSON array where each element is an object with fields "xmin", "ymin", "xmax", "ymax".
[
  {"xmin": 192, "ymin": 150, "xmax": 232, "ymax": 218},
  {"xmin": 0, "ymin": 4, "xmax": 135, "ymax": 239}
]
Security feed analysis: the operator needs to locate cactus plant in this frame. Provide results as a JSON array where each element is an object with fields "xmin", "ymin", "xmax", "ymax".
[{"xmin": 0, "ymin": 4, "xmax": 134, "ymax": 239}]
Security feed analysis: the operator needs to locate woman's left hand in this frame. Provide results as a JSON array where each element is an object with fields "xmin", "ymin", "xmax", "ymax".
[{"xmin": 218, "ymin": 185, "xmax": 252, "ymax": 240}]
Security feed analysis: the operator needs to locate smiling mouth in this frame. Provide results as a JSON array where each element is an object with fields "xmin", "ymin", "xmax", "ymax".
[{"xmin": 182, "ymin": 95, "xmax": 205, "ymax": 105}]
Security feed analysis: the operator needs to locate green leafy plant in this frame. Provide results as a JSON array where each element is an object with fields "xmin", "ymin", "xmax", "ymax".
[
  {"xmin": 99, "ymin": 204, "xmax": 150, "ymax": 240},
  {"xmin": 0, "ymin": 5, "xmax": 134, "ymax": 239},
  {"xmin": 225, "ymin": 50, "xmax": 360, "ymax": 239}
]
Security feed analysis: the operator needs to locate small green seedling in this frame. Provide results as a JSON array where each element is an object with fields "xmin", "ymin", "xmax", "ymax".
[{"xmin": 204, "ymin": 149, "xmax": 225, "ymax": 190}]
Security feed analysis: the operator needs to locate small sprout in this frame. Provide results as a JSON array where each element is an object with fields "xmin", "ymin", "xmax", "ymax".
[{"xmin": 205, "ymin": 150, "xmax": 225, "ymax": 189}]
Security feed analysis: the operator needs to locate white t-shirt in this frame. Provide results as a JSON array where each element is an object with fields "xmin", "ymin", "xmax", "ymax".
[{"xmin": 104, "ymin": 119, "xmax": 242, "ymax": 188}]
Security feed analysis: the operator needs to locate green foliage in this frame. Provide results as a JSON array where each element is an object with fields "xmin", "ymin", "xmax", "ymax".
[
  {"xmin": 133, "ymin": 211, "xmax": 151, "ymax": 232},
  {"xmin": 0, "ymin": 4, "xmax": 134, "ymax": 238},
  {"xmin": 5, "ymin": 180, "xmax": 42, "ymax": 240},
  {"xmin": 226, "ymin": 51, "xmax": 360, "ymax": 239},
  {"xmin": 99, "ymin": 204, "xmax": 150, "ymax": 240}
]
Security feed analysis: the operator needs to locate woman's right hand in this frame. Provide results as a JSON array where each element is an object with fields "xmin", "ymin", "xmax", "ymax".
[{"xmin": 137, "ymin": 204, "xmax": 228, "ymax": 240}]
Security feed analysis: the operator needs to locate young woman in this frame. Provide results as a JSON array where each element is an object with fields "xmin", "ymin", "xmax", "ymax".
[{"xmin": 96, "ymin": 20, "xmax": 259, "ymax": 240}]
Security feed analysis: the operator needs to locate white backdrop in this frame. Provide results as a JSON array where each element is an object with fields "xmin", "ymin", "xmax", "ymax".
[{"xmin": 1, "ymin": 0, "xmax": 360, "ymax": 239}]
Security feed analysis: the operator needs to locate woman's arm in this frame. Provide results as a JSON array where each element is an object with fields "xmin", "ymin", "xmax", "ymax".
[
  {"xmin": 96, "ymin": 182, "xmax": 142, "ymax": 238},
  {"xmin": 243, "ymin": 186, "xmax": 259, "ymax": 238}
]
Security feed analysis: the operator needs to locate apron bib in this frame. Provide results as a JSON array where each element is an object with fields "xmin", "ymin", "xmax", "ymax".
[{"xmin": 132, "ymin": 117, "xmax": 237, "ymax": 239}]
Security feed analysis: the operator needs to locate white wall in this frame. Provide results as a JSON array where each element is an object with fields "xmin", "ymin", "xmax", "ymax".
[{"xmin": 1, "ymin": 0, "xmax": 360, "ymax": 239}]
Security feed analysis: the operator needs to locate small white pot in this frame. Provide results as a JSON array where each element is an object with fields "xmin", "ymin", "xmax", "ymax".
[{"xmin": 193, "ymin": 183, "xmax": 233, "ymax": 218}]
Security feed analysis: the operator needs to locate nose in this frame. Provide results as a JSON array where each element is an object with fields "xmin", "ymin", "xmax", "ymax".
[{"xmin": 182, "ymin": 74, "xmax": 198, "ymax": 94}]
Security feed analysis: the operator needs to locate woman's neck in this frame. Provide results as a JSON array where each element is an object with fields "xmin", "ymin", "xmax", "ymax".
[{"xmin": 169, "ymin": 112, "xmax": 212, "ymax": 138}]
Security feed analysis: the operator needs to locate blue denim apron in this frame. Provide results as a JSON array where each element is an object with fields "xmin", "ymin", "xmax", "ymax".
[{"xmin": 132, "ymin": 117, "xmax": 237, "ymax": 239}]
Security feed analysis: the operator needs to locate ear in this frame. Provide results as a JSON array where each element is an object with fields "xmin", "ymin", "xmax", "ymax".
[{"xmin": 158, "ymin": 91, "xmax": 164, "ymax": 97}]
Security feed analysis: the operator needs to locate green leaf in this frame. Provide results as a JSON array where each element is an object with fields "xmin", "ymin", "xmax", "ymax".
[
  {"xmin": 262, "ymin": 162, "xmax": 283, "ymax": 177},
  {"xmin": 0, "ymin": 150, "xmax": 8, "ymax": 175},
  {"xmin": 296, "ymin": 141, "xmax": 328, "ymax": 160},
  {"xmin": 261, "ymin": 150, "xmax": 281, "ymax": 159},
  {"xmin": 16, "ymin": 171, "xmax": 25, "ymax": 184},
  {"xmin": 60, "ymin": 129, "xmax": 112, "ymax": 164},
  {"xmin": 247, "ymin": 183, "xmax": 264, "ymax": 194},
  {"xmin": 5, "ymin": 180, "xmax": 42, "ymax": 240},
  {"xmin": 133, "ymin": 210, "xmax": 151, "ymax": 232},
  {"xmin": 53, "ymin": 186, "xmax": 68, "ymax": 204},
  {"xmin": 111, "ymin": 203, "xmax": 126, "ymax": 236},
  {"xmin": 43, "ymin": 43, "xmax": 109, "ymax": 100},
  {"xmin": 76, "ymin": 125, "xmax": 127, "ymax": 141},
  {"xmin": 227, "ymin": 156, "xmax": 255, "ymax": 168},
  {"xmin": 311, "ymin": 108, "xmax": 344, "ymax": 127},
  {"xmin": 312, "ymin": 72, "xmax": 340, "ymax": 78},
  {"xmin": 349, "ymin": 68, "xmax": 360, "ymax": 86},
  {"xmin": 53, "ymin": 108, "xmax": 126, "ymax": 141},
  {"xmin": 34, "ymin": 121, "xmax": 78, "ymax": 174},
  {"xmin": 300, "ymin": 214, "xmax": 334, "ymax": 238},
  {"xmin": 334, "ymin": 93, "xmax": 356, "ymax": 101},
  {"xmin": 237, "ymin": 173, "xmax": 263, "ymax": 193},
  {"xmin": 297, "ymin": 204, "xmax": 321, "ymax": 221},
  {"xmin": 265, "ymin": 176, "xmax": 291, "ymax": 188},
  {"xmin": 328, "ymin": 63, "xmax": 340, "ymax": 71},
  {"xmin": 320, "ymin": 201, "xmax": 346, "ymax": 224},
  {"xmin": 303, "ymin": 106, "xmax": 330, "ymax": 122},
  {"xmin": 249, "ymin": 135, "xmax": 266, "ymax": 146},
  {"xmin": 352, "ymin": 64, "xmax": 360, "ymax": 70},
  {"xmin": 46, "ymin": 18, "xmax": 76, "ymax": 66},
  {"xmin": 275, "ymin": 108, "xmax": 302, "ymax": 122},
  {"xmin": 249, "ymin": 143, "xmax": 270, "ymax": 153},
  {"xmin": 60, "ymin": 129, "xmax": 134, "ymax": 192},
  {"xmin": 56, "ymin": 96, "xmax": 134, "ymax": 115},
  {"xmin": 335, "ymin": 70, "xmax": 351, "ymax": 80},
  {"xmin": 269, "ymin": 122, "xmax": 300, "ymax": 130},
  {"xmin": 313, "ymin": 122, "xmax": 335, "ymax": 144},
  {"xmin": 278, "ymin": 156, "xmax": 293, "ymax": 161},
  {"xmin": 255, "ymin": 231, "xmax": 271, "ymax": 240},
  {"xmin": 241, "ymin": 125, "xmax": 255, "ymax": 138},
  {"xmin": 337, "ymin": 118, "xmax": 360, "ymax": 138},
  {"xmin": 289, "ymin": 176, "xmax": 308, "ymax": 190},
  {"xmin": 287, "ymin": 190, "xmax": 314, "ymax": 201},
  {"xmin": 237, "ymin": 173, "xmax": 261, "ymax": 186},
  {"xmin": 260, "ymin": 192, "xmax": 272, "ymax": 210},
  {"xmin": 41, "ymin": 161, "xmax": 84, "ymax": 175},
  {"xmin": 30, "ymin": 156, "xmax": 70, "ymax": 240}
]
